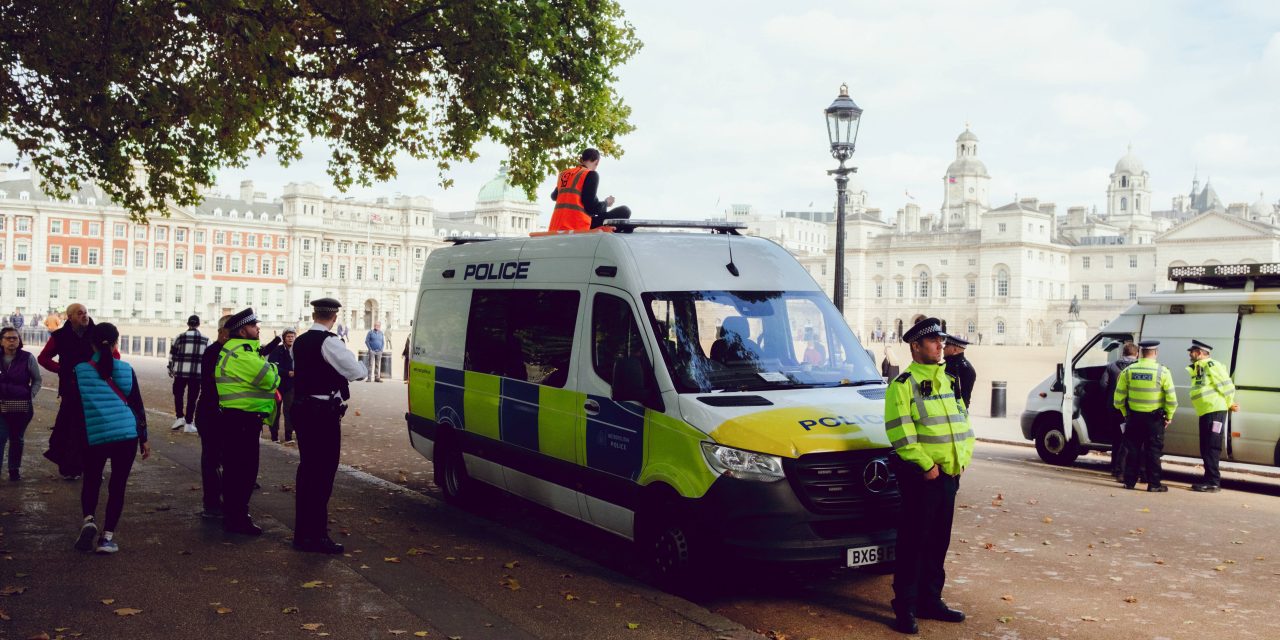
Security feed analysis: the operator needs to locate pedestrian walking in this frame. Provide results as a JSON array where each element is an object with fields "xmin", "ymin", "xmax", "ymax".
[
  {"xmin": 881, "ymin": 345, "xmax": 901, "ymax": 380},
  {"xmin": 195, "ymin": 315, "xmax": 232, "ymax": 519},
  {"xmin": 0, "ymin": 327, "xmax": 41, "ymax": 481},
  {"xmin": 167, "ymin": 315, "xmax": 208, "ymax": 434},
  {"xmin": 267, "ymin": 329, "xmax": 297, "ymax": 442},
  {"xmin": 335, "ymin": 322, "xmax": 348, "ymax": 343},
  {"xmin": 1113, "ymin": 340, "xmax": 1177, "ymax": 492},
  {"xmin": 215, "ymin": 308, "xmax": 281, "ymax": 536},
  {"xmin": 67, "ymin": 323, "xmax": 150, "ymax": 554},
  {"xmin": 401, "ymin": 335, "xmax": 411, "ymax": 384},
  {"xmin": 942, "ymin": 335, "xmax": 976, "ymax": 408},
  {"xmin": 548, "ymin": 148, "xmax": 632, "ymax": 231},
  {"xmin": 364, "ymin": 322, "xmax": 386, "ymax": 382},
  {"xmin": 1099, "ymin": 341, "xmax": 1138, "ymax": 479},
  {"xmin": 1186, "ymin": 340, "xmax": 1237, "ymax": 493},
  {"xmin": 291, "ymin": 298, "xmax": 367, "ymax": 554},
  {"xmin": 44, "ymin": 312, "xmax": 62, "ymax": 332},
  {"xmin": 884, "ymin": 317, "xmax": 972, "ymax": 634},
  {"xmin": 39, "ymin": 303, "xmax": 116, "ymax": 480},
  {"xmin": 9, "ymin": 310, "xmax": 23, "ymax": 331}
]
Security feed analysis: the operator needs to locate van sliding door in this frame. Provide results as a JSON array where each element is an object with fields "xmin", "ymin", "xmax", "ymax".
[{"xmin": 1228, "ymin": 314, "xmax": 1280, "ymax": 465}]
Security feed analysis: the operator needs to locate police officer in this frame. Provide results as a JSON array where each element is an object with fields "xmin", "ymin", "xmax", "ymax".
[
  {"xmin": 291, "ymin": 298, "xmax": 367, "ymax": 554},
  {"xmin": 1187, "ymin": 340, "xmax": 1237, "ymax": 492},
  {"xmin": 942, "ymin": 335, "xmax": 976, "ymax": 409},
  {"xmin": 884, "ymin": 317, "xmax": 973, "ymax": 634},
  {"xmin": 1113, "ymin": 340, "xmax": 1177, "ymax": 492},
  {"xmin": 216, "ymin": 308, "xmax": 281, "ymax": 535}
]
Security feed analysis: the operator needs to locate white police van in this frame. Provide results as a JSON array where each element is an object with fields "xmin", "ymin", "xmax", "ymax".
[
  {"xmin": 406, "ymin": 220, "xmax": 901, "ymax": 577},
  {"xmin": 1022, "ymin": 262, "xmax": 1280, "ymax": 469}
]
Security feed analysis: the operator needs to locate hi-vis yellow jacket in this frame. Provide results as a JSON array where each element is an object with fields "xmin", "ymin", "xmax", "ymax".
[
  {"xmin": 216, "ymin": 338, "xmax": 280, "ymax": 415},
  {"xmin": 1188, "ymin": 358, "xmax": 1235, "ymax": 416},
  {"xmin": 884, "ymin": 362, "xmax": 975, "ymax": 475},
  {"xmin": 1113, "ymin": 357, "xmax": 1177, "ymax": 417}
]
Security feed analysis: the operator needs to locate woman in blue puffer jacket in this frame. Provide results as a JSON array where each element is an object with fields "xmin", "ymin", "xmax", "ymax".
[{"xmin": 66, "ymin": 323, "xmax": 150, "ymax": 554}]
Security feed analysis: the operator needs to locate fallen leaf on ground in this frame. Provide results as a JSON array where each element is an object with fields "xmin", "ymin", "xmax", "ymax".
[
  {"xmin": 997, "ymin": 616, "xmax": 1013, "ymax": 623},
  {"xmin": 564, "ymin": 593, "xmax": 578, "ymax": 601},
  {"xmin": 0, "ymin": 608, "xmax": 8, "ymax": 621},
  {"xmin": 26, "ymin": 632, "xmax": 50, "ymax": 640},
  {"xmin": 389, "ymin": 631, "xmax": 407, "ymax": 636},
  {"xmin": 301, "ymin": 581, "xmax": 327, "ymax": 589},
  {"xmin": 1124, "ymin": 596, "xmax": 1138, "ymax": 603},
  {"xmin": 0, "ymin": 586, "xmax": 27, "ymax": 596},
  {"xmin": 500, "ymin": 577, "xmax": 521, "ymax": 591},
  {"xmin": 414, "ymin": 633, "xmax": 429, "ymax": 638},
  {"xmin": 283, "ymin": 607, "xmax": 300, "ymax": 614},
  {"xmin": 384, "ymin": 557, "xmax": 401, "ymax": 563},
  {"xmin": 101, "ymin": 598, "xmax": 116, "ymax": 605},
  {"xmin": 1043, "ymin": 516, "xmax": 1053, "ymax": 524},
  {"xmin": 1081, "ymin": 615, "xmax": 1099, "ymax": 621},
  {"xmin": 215, "ymin": 606, "xmax": 233, "ymax": 614},
  {"xmin": 1214, "ymin": 565, "xmax": 1227, "ymax": 571},
  {"xmin": 115, "ymin": 607, "xmax": 143, "ymax": 616},
  {"xmin": 1001, "ymin": 594, "xmax": 1014, "ymax": 601},
  {"xmin": 1137, "ymin": 507, "xmax": 1150, "ymax": 513},
  {"xmin": 301, "ymin": 623, "xmax": 324, "ymax": 631},
  {"xmin": 626, "ymin": 622, "xmax": 640, "ymax": 630},
  {"xmin": 504, "ymin": 560, "xmax": 519, "ymax": 569},
  {"xmin": 406, "ymin": 548, "xmax": 427, "ymax": 556}
]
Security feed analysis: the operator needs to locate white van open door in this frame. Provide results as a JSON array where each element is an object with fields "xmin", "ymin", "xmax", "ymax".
[{"xmin": 1059, "ymin": 336, "xmax": 1076, "ymax": 443}]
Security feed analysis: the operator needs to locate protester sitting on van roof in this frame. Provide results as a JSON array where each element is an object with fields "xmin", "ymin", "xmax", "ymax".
[{"xmin": 548, "ymin": 148, "xmax": 632, "ymax": 232}]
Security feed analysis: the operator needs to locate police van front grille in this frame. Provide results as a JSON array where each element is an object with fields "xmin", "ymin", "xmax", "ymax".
[{"xmin": 784, "ymin": 450, "xmax": 900, "ymax": 515}]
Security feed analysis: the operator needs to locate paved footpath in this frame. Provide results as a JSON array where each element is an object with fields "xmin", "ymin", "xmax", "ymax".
[{"xmin": 0, "ymin": 390, "xmax": 761, "ymax": 640}]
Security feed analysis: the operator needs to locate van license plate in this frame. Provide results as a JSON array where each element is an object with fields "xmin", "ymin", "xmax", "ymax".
[{"xmin": 846, "ymin": 544, "xmax": 895, "ymax": 568}]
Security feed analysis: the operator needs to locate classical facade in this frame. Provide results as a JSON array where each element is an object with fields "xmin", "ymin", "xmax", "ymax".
[
  {"xmin": 0, "ymin": 164, "xmax": 538, "ymax": 335},
  {"xmin": 741, "ymin": 128, "xmax": 1280, "ymax": 345}
]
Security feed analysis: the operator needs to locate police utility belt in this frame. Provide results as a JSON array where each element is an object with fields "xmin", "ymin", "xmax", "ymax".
[{"xmin": 301, "ymin": 390, "xmax": 350, "ymax": 416}]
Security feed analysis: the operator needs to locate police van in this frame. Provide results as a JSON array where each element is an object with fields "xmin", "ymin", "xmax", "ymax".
[
  {"xmin": 1022, "ymin": 262, "xmax": 1280, "ymax": 469},
  {"xmin": 406, "ymin": 220, "xmax": 900, "ymax": 577}
]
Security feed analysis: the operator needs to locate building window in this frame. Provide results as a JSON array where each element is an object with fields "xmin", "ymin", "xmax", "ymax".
[
  {"xmin": 322, "ymin": 240, "xmax": 334, "ymax": 253},
  {"xmin": 1106, "ymin": 255, "xmax": 1114, "ymax": 269},
  {"xmin": 247, "ymin": 234, "xmax": 257, "ymax": 248},
  {"xmin": 113, "ymin": 249, "xmax": 124, "ymax": 267},
  {"xmin": 230, "ymin": 256, "xmax": 241, "ymax": 273},
  {"xmin": 996, "ymin": 320, "xmax": 1005, "ymax": 335},
  {"xmin": 262, "ymin": 257, "xmax": 272, "ymax": 275},
  {"xmin": 355, "ymin": 265, "xmax": 364, "ymax": 280},
  {"xmin": 49, "ymin": 279, "xmax": 60, "ymax": 300},
  {"xmin": 113, "ymin": 282, "xmax": 123, "ymax": 301},
  {"xmin": 17, "ymin": 217, "xmax": 30, "ymax": 232},
  {"xmin": 156, "ymin": 227, "xmax": 168, "ymax": 241},
  {"xmin": 996, "ymin": 269, "xmax": 1009, "ymax": 297},
  {"xmin": 247, "ymin": 256, "xmax": 258, "ymax": 274},
  {"xmin": 1082, "ymin": 256, "xmax": 1091, "ymax": 269},
  {"xmin": 916, "ymin": 271, "xmax": 930, "ymax": 298},
  {"xmin": 214, "ymin": 287, "xmax": 223, "ymax": 304},
  {"xmin": 1129, "ymin": 284, "xmax": 1137, "ymax": 299},
  {"xmin": 302, "ymin": 261, "xmax": 311, "ymax": 278},
  {"xmin": 263, "ymin": 236, "xmax": 273, "ymax": 249},
  {"xmin": 874, "ymin": 281, "xmax": 883, "ymax": 298},
  {"xmin": 15, "ymin": 242, "xmax": 28, "ymax": 262},
  {"xmin": 338, "ymin": 265, "xmax": 348, "ymax": 280},
  {"xmin": 134, "ymin": 283, "xmax": 143, "ymax": 302},
  {"xmin": 134, "ymin": 226, "xmax": 147, "ymax": 240},
  {"xmin": 302, "ymin": 238, "xmax": 312, "ymax": 251},
  {"xmin": 939, "ymin": 280, "xmax": 948, "ymax": 298},
  {"xmin": 1129, "ymin": 255, "xmax": 1138, "ymax": 268},
  {"xmin": 967, "ymin": 279, "xmax": 976, "ymax": 298},
  {"xmin": 321, "ymin": 263, "xmax": 330, "ymax": 279},
  {"xmin": 278, "ymin": 238, "xmax": 288, "ymax": 250},
  {"xmin": 154, "ymin": 284, "xmax": 164, "ymax": 302},
  {"xmin": 1081, "ymin": 285, "xmax": 1091, "ymax": 300},
  {"xmin": 175, "ymin": 285, "xmax": 184, "ymax": 304},
  {"xmin": 997, "ymin": 223, "xmax": 1007, "ymax": 233},
  {"xmin": 175, "ymin": 251, "xmax": 185, "ymax": 270},
  {"xmin": 1120, "ymin": 197, "xmax": 1127, "ymax": 211},
  {"xmin": 895, "ymin": 280, "xmax": 904, "ymax": 298},
  {"xmin": 215, "ymin": 231, "xmax": 225, "ymax": 244},
  {"xmin": 51, "ymin": 220, "xmax": 64, "ymax": 234},
  {"xmin": 194, "ymin": 254, "xmax": 205, "ymax": 271},
  {"xmin": 1104, "ymin": 284, "xmax": 1113, "ymax": 300},
  {"xmin": 134, "ymin": 250, "xmax": 145, "ymax": 268},
  {"xmin": 231, "ymin": 232, "xmax": 242, "ymax": 247},
  {"xmin": 114, "ymin": 223, "xmax": 126, "ymax": 238},
  {"xmin": 66, "ymin": 247, "xmax": 79, "ymax": 264},
  {"xmin": 176, "ymin": 228, "xmax": 187, "ymax": 242},
  {"xmin": 195, "ymin": 230, "xmax": 206, "ymax": 243},
  {"xmin": 194, "ymin": 286, "xmax": 203, "ymax": 303},
  {"xmin": 229, "ymin": 287, "xmax": 238, "ymax": 304},
  {"xmin": 276, "ymin": 260, "xmax": 286, "ymax": 276},
  {"xmin": 967, "ymin": 320, "xmax": 976, "ymax": 334},
  {"xmin": 84, "ymin": 248, "xmax": 98, "ymax": 266},
  {"xmin": 154, "ymin": 250, "xmax": 165, "ymax": 269},
  {"xmin": 215, "ymin": 255, "xmax": 225, "ymax": 272},
  {"xmin": 49, "ymin": 245, "xmax": 62, "ymax": 264}
]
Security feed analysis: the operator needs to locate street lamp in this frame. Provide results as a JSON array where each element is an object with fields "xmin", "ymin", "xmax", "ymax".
[{"xmin": 825, "ymin": 83, "xmax": 863, "ymax": 315}]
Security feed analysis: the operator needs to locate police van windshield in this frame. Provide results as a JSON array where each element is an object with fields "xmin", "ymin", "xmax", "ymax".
[{"xmin": 642, "ymin": 290, "xmax": 881, "ymax": 393}]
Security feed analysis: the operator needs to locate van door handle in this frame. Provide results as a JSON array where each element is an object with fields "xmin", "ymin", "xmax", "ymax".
[{"xmin": 584, "ymin": 399, "xmax": 601, "ymax": 415}]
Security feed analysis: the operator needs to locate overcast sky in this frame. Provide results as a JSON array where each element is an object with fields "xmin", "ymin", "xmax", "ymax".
[{"xmin": 13, "ymin": 1, "xmax": 1280, "ymax": 222}]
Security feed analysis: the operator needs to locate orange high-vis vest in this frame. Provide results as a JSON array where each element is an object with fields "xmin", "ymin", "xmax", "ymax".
[{"xmin": 549, "ymin": 166, "xmax": 592, "ymax": 231}]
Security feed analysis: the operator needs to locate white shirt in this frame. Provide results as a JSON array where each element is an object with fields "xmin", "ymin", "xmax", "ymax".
[{"xmin": 308, "ymin": 323, "xmax": 368, "ymax": 399}]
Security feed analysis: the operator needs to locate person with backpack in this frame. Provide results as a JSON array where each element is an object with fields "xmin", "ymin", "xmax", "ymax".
[{"xmin": 67, "ymin": 323, "xmax": 150, "ymax": 554}]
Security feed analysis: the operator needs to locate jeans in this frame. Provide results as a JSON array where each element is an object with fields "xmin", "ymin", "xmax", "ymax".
[
  {"xmin": 0, "ymin": 411, "xmax": 32, "ymax": 472},
  {"xmin": 366, "ymin": 351, "xmax": 383, "ymax": 381}
]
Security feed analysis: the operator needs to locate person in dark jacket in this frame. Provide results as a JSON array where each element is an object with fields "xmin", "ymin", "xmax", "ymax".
[
  {"xmin": 267, "ymin": 329, "xmax": 297, "ymax": 442},
  {"xmin": 943, "ymin": 336, "xmax": 977, "ymax": 409},
  {"xmin": 66, "ymin": 323, "xmax": 150, "ymax": 554},
  {"xmin": 38, "ymin": 303, "xmax": 117, "ymax": 480},
  {"xmin": 881, "ymin": 345, "xmax": 902, "ymax": 380},
  {"xmin": 194, "ymin": 315, "xmax": 232, "ymax": 519},
  {"xmin": 1099, "ymin": 341, "xmax": 1138, "ymax": 479},
  {"xmin": 0, "ymin": 327, "xmax": 42, "ymax": 481}
]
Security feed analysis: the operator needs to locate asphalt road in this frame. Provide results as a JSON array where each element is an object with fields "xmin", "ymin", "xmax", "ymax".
[{"xmin": 9, "ymin": 355, "xmax": 1279, "ymax": 639}]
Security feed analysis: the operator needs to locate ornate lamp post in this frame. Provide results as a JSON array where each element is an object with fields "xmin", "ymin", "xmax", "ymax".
[{"xmin": 825, "ymin": 83, "xmax": 863, "ymax": 314}]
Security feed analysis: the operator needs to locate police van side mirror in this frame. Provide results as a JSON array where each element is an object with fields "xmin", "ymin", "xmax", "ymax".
[{"xmin": 611, "ymin": 357, "xmax": 664, "ymax": 412}]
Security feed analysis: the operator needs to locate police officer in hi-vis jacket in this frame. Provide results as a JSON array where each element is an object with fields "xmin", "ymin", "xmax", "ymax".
[
  {"xmin": 1113, "ymin": 340, "xmax": 1177, "ymax": 492},
  {"xmin": 884, "ymin": 317, "xmax": 974, "ymax": 634},
  {"xmin": 1186, "ymin": 339, "xmax": 1237, "ymax": 492}
]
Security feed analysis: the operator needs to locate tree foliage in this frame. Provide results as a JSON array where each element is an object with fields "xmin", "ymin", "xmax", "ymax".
[{"xmin": 0, "ymin": 1, "xmax": 641, "ymax": 221}]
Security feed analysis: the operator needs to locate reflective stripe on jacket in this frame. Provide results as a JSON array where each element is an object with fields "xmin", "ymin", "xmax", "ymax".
[
  {"xmin": 549, "ymin": 166, "xmax": 592, "ymax": 231},
  {"xmin": 216, "ymin": 338, "xmax": 280, "ymax": 414},
  {"xmin": 1188, "ymin": 357, "xmax": 1235, "ymax": 415},
  {"xmin": 1113, "ymin": 357, "xmax": 1177, "ymax": 417},
  {"xmin": 884, "ymin": 361, "xmax": 975, "ymax": 474}
]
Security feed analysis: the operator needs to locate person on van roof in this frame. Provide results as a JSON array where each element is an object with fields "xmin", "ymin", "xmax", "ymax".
[
  {"xmin": 1186, "ymin": 340, "xmax": 1238, "ymax": 493},
  {"xmin": 548, "ymin": 148, "xmax": 632, "ymax": 232},
  {"xmin": 884, "ymin": 317, "xmax": 972, "ymax": 634}
]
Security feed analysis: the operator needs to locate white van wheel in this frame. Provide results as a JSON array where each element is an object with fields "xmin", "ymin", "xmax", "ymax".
[
  {"xmin": 1035, "ymin": 420, "xmax": 1080, "ymax": 466},
  {"xmin": 433, "ymin": 437, "xmax": 471, "ymax": 504}
]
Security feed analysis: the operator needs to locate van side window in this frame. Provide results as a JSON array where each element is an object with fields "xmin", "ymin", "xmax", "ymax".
[
  {"xmin": 592, "ymin": 292, "xmax": 648, "ymax": 385},
  {"xmin": 464, "ymin": 289, "xmax": 579, "ymax": 387},
  {"xmin": 416, "ymin": 289, "xmax": 469, "ymax": 368}
]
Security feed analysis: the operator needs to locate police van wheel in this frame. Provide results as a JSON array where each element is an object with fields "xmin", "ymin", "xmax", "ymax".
[
  {"xmin": 1035, "ymin": 420, "xmax": 1079, "ymax": 466},
  {"xmin": 637, "ymin": 511, "xmax": 700, "ymax": 586},
  {"xmin": 433, "ymin": 438, "xmax": 471, "ymax": 504}
]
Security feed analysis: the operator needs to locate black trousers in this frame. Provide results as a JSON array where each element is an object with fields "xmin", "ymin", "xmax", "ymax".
[
  {"xmin": 590, "ymin": 205, "xmax": 632, "ymax": 229},
  {"xmin": 270, "ymin": 390, "xmax": 295, "ymax": 441},
  {"xmin": 1198, "ymin": 411, "xmax": 1228, "ymax": 485},
  {"xmin": 1123, "ymin": 411, "xmax": 1165, "ymax": 487},
  {"xmin": 172, "ymin": 377, "xmax": 200, "ymax": 423},
  {"xmin": 292, "ymin": 399, "xmax": 343, "ymax": 540},
  {"xmin": 81, "ymin": 438, "xmax": 138, "ymax": 532},
  {"xmin": 892, "ymin": 468, "xmax": 959, "ymax": 612},
  {"xmin": 195, "ymin": 408, "xmax": 224, "ymax": 510},
  {"xmin": 1108, "ymin": 413, "xmax": 1129, "ymax": 474},
  {"xmin": 219, "ymin": 410, "xmax": 263, "ymax": 524}
]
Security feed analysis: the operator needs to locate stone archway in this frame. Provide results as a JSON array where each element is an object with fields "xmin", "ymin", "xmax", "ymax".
[{"xmin": 362, "ymin": 298, "xmax": 378, "ymax": 331}]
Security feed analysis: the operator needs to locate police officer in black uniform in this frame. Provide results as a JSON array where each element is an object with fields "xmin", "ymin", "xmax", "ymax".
[
  {"xmin": 291, "ymin": 298, "xmax": 367, "ymax": 553},
  {"xmin": 942, "ymin": 335, "xmax": 976, "ymax": 409}
]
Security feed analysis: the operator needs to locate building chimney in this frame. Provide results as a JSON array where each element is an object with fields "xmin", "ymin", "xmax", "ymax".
[
  {"xmin": 1068, "ymin": 206, "xmax": 1087, "ymax": 226},
  {"xmin": 240, "ymin": 180, "xmax": 255, "ymax": 202},
  {"xmin": 1039, "ymin": 202, "xmax": 1057, "ymax": 239},
  {"xmin": 0, "ymin": 162, "xmax": 13, "ymax": 182}
]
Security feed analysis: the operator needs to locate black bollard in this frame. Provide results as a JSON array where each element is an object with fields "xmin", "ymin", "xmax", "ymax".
[{"xmin": 991, "ymin": 381, "xmax": 1007, "ymax": 418}]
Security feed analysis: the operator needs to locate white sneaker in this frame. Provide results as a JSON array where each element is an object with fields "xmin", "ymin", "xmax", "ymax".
[
  {"xmin": 170, "ymin": 417, "xmax": 186, "ymax": 431},
  {"xmin": 183, "ymin": 422, "xmax": 197, "ymax": 433}
]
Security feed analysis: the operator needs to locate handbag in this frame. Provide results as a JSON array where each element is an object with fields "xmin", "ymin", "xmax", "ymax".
[{"xmin": 0, "ymin": 398, "xmax": 32, "ymax": 414}]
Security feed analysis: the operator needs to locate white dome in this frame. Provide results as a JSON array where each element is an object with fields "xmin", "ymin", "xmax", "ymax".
[
  {"xmin": 956, "ymin": 128, "xmax": 978, "ymax": 143},
  {"xmin": 1250, "ymin": 192, "xmax": 1271, "ymax": 217},
  {"xmin": 1114, "ymin": 147, "xmax": 1145, "ymax": 175},
  {"xmin": 946, "ymin": 156, "xmax": 989, "ymax": 178}
]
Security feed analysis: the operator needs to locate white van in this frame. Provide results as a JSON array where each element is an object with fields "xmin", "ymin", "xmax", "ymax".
[
  {"xmin": 1022, "ymin": 262, "xmax": 1280, "ymax": 469},
  {"xmin": 406, "ymin": 220, "xmax": 900, "ymax": 577}
]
